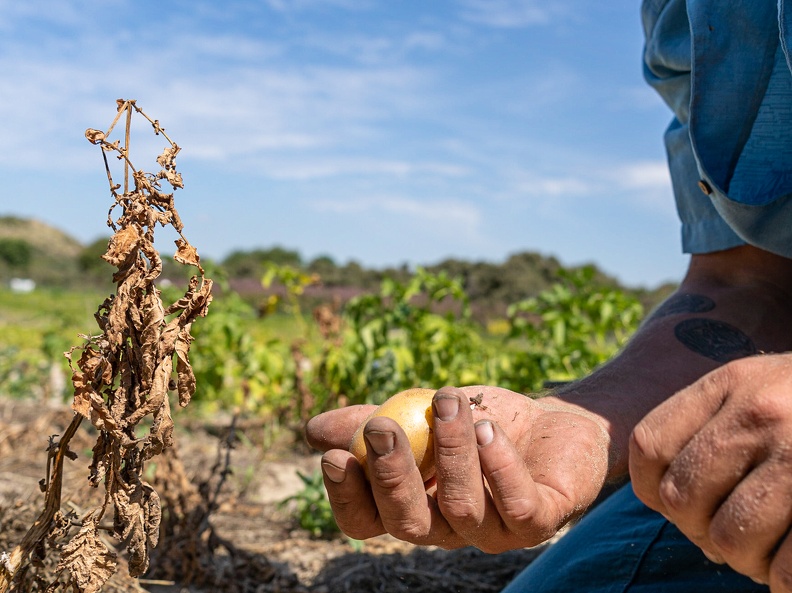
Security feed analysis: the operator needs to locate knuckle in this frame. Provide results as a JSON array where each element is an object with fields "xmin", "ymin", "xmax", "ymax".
[
  {"xmin": 707, "ymin": 520, "xmax": 740, "ymax": 557},
  {"xmin": 388, "ymin": 519, "xmax": 431, "ymax": 544},
  {"xmin": 370, "ymin": 466, "xmax": 409, "ymax": 491},
  {"xmin": 438, "ymin": 493, "xmax": 480, "ymax": 525},
  {"xmin": 435, "ymin": 434, "xmax": 473, "ymax": 459}
]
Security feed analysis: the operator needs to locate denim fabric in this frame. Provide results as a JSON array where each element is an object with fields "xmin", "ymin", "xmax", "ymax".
[
  {"xmin": 643, "ymin": 0, "xmax": 792, "ymax": 257},
  {"xmin": 501, "ymin": 484, "xmax": 767, "ymax": 593}
]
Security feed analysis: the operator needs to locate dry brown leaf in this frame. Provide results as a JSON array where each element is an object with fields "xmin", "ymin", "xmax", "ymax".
[
  {"xmin": 113, "ymin": 480, "xmax": 160, "ymax": 577},
  {"xmin": 102, "ymin": 223, "xmax": 141, "ymax": 267},
  {"xmin": 174, "ymin": 237, "xmax": 201, "ymax": 269},
  {"xmin": 85, "ymin": 128, "xmax": 106, "ymax": 144},
  {"xmin": 56, "ymin": 518, "xmax": 118, "ymax": 593},
  {"xmin": 175, "ymin": 330, "xmax": 196, "ymax": 407}
]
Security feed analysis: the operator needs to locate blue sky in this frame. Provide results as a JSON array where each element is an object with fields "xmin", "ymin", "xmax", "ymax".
[{"xmin": 0, "ymin": 0, "xmax": 687, "ymax": 288}]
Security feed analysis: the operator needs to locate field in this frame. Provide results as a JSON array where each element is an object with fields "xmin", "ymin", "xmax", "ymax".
[{"xmin": 0, "ymin": 262, "xmax": 642, "ymax": 592}]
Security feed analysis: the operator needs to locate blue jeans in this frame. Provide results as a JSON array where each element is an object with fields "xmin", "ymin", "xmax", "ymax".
[{"xmin": 502, "ymin": 484, "xmax": 767, "ymax": 593}]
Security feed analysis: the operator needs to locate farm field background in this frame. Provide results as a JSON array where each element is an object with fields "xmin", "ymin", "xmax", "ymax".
[{"xmin": 0, "ymin": 215, "xmax": 668, "ymax": 591}]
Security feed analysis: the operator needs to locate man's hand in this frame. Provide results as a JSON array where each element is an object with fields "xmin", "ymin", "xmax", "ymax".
[
  {"xmin": 305, "ymin": 385, "xmax": 610, "ymax": 552},
  {"xmin": 630, "ymin": 353, "xmax": 792, "ymax": 590}
]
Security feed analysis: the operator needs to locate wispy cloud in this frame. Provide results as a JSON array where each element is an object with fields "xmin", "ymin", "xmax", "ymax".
[
  {"xmin": 310, "ymin": 195, "xmax": 481, "ymax": 229},
  {"xmin": 262, "ymin": 0, "xmax": 368, "ymax": 13},
  {"xmin": 458, "ymin": 0, "xmax": 561, "ymax": 28},
  {"xmin": 301, "ymin": 31, "xmax": 447, "ymax": 66}
]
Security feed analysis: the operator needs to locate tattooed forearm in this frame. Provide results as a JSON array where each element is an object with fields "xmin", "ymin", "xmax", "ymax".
[
  {"xmin": 649, "ymin": 293, "xmax": 715, "ymax": 319},
  {"xmin": 674, "ymin": 318, "xmax": 757, "ymax": 363}
]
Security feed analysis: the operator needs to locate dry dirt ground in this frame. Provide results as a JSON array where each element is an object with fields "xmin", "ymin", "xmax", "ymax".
[{"xmin": 0, "ymin": 399, "xmax": 550, "ymax": 593}]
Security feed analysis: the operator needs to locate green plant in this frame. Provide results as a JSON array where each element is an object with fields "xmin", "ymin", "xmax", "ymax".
[
  {"xmin": 279, "ymin": 470, "xmax": 340, "ymax": 538},
  {"xmin": 188, "ymin": 265, "xmax": 291, "ymax": 413},
  {"xmin": 500, "ymin": 265, "xmax": 644, "ymax": 392},
  {"xmin": 0, "ymin": 346, "xmax": 48, "ymax": 399},
  {"xmin": 316, "ymin": 267, "xmax": 486, "ymax": 407}
]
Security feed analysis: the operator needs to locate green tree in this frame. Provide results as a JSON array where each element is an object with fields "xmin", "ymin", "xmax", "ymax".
[
  {"xmin": 0, "ymin": 238, "xmax": 32, "ymax": 270},
  {"xmin": 77, "ymin": 237, "xmax": 111, "ymax": 277},
  {"xmin": 223, "ymin": 247, "xmax": 302, "ymax": 278}
]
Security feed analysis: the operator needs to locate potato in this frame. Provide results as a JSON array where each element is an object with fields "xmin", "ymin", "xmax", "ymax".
[{"xmin": 349, "ymin": 387, "xmax": 436, "ymax": 481}]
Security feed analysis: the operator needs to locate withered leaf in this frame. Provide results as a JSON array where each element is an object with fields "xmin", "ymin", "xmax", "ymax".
[
  {"xmin": 88, "ymin": 432, "xmax": 112, "ymax": 487},
  {"xmin": 161, "ymin": 169, "xmax": 184, "ymax": 189},
  {"xmin": 175, "ymin": 329, "xmax": 196, "ymax": 407},
  {"xmin": 102, "ymin": 224, "xmax": 141, "ymax": 268},
  {"xmin": 84, "ymin": 128, "xmax": 106, "ymax": 144},
  {"xmin": 144, "ymin": 394, "xmax": 174, "ymax": 461},
  {"xmin": 156, "ymin": 145, "xmax": 180, "ymax": 169},
  {"xmin": 125, "ymin": 356, "xmax": 171, "ymax": 426},
  {"xmin": 139, "ymin": 290, "xmax": 164, "ymax": 392},
  {"xmin": 56, "ymin": 517, "xmax": 118, "ymax": 593},
  {"xmin": 113, "ymin": 480, "xmax": 161, "ymax": 577},
  {"xmin": 174, "ymin": 237, "xmax": 200, "ymax": 269}
]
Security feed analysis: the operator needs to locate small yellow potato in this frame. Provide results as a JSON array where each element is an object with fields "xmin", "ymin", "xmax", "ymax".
[{"xmin": 349, "ymin": 387, "xmax": 436, "ymax": 481}]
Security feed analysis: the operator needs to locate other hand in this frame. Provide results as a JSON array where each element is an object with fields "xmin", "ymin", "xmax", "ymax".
[{"xmin": 630, "ymin": 353, "xmax": 792, "ymax": 590}]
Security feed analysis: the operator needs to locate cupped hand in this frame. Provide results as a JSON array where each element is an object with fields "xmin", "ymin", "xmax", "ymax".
[
  {"xmin": 305, "ymin": 385, "xmax": 610, "ymax": 552},
  {"xmin": 630, "ymin": 353, "xmax": 792, "ymax": 591}
]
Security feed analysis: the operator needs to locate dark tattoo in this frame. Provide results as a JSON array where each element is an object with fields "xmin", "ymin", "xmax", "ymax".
[
  {"xmin": 674, "ymin": 318, "xmax": 757, "ymax": 362},
  {"xmin": 651, "ymin": 294, "xmax": 716, "ymax": 319}
]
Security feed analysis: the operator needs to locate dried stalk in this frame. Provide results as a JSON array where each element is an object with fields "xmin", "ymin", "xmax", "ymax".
[{"xmin": 0, "ymin": 99, "xmax": 212, "ymax": 593}]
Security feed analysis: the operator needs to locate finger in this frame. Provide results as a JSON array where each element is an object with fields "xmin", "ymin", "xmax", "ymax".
[
  {"xmin": 431, "ymin": 388, "xmax": 497, "ymax": 549},
  {"xmin": 629, "ymin": 367, "xmax": 731, "ymax": 512},
  {"xmin": 320, "ymin": 449, "xmax": 385, "ymax": 540},
  {"xmin": 770, "ymin": 530, "xmax": 792, "ymax": 592},
  {"xmin": 654, "ymin": 408, "xmax": 761, "ymax": 549},
  {"xmin": 706, "ymin": 459, "xmax": 792, "ymax": 582},
  {"xmin": 476, "ymin": 419, "xmax": 566, "ymax": 547},
  {"xmin": 305, "ymin": 405, "xmax": 377, "ymax": 451},
  {"xmin": 364, "ymin": 415, "xmax": 462, "ymax": 547}
]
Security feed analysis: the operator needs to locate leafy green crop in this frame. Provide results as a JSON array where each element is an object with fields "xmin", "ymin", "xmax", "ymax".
[
  {"xmin": 497, "ymin": 266, "xmax": 643, "ymax": 392},
  {"xmin": 278, "ymin": 470, "xmax": 341, "ymax": 538}
]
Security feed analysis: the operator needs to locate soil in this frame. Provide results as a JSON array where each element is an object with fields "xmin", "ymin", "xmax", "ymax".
[{"xmin": 0, "ymin": 399, "xmax": 551, "ymax": 592}]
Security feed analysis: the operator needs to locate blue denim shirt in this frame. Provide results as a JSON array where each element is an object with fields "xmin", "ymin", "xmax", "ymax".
[{"xmin": 643, "ymin": 0, "xmax": 792, "ymax": 257}]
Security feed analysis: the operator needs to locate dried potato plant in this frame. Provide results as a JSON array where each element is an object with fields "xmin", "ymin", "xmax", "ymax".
[{"xmin": 0, "ymin": 99, "xmax": 212, "ymax": 592}]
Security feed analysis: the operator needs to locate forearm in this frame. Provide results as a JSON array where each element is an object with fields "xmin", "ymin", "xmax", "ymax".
[{"xmin": 553, "ymin": 247, "xmax": 792, "ymax": 478}]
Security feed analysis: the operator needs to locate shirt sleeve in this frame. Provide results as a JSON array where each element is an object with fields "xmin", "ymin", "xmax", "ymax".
[{"xmin": 642, "ymin": 0, "xmax": 792, "ymax": 257}]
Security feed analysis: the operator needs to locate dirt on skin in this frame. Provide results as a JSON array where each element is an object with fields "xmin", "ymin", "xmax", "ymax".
[{"xmin": 0, "ymin": 398, "xmax": 550, "ymax": 592}]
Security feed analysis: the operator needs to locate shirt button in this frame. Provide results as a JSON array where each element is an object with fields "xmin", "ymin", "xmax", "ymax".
[{"xmin": 698, "ymin": 179, "xmax": 713, "ymax": 195}]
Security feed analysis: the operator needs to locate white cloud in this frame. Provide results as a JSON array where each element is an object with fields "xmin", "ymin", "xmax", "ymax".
[
  {"xmin": 0, "ymin": 25, "xmax": 430, "ymax": 170},
  {"xmin": 458, "ymin": 0, "xmax": 559, "ymax": 28},
  {"xmin": 310, "ymin": 196, "xmax": 481, "ymax": 229},
  {"xmin": 301, "ymin": 30, "xmax": 447, "ymax": 66},
  {"xmin": 263, "ymin": 0, "xmax": 367, "ymax": 12},
  {"xmin": 611, "ymin": 160, "xmax": 671, "ymax": 191}
]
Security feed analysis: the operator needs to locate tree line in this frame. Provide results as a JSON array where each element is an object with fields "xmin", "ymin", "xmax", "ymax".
[{"xmin": 1, "ymin": 217, "xmax": 672, "ymax": 317}]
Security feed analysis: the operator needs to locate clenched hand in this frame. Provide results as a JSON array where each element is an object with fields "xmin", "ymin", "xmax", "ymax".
[{"xmin": 630, "ymin": 354, "xmax": 792, "ymax": 591}]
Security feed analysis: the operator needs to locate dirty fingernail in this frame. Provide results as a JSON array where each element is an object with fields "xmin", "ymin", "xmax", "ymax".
[
  {"xmin": 434, "ymin": 394, "xmax": 459, "ymax": 421},
  {"xmin": 322, "ymin": 461, "xmax": 346, "ymax": 484},
  {"xmin": 475, "ymin": 420, "xmax": 494, "ymax": 446},
  {"xmin": 366, "ymin": 430, "xmax": 395, "ymax": 456}
]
